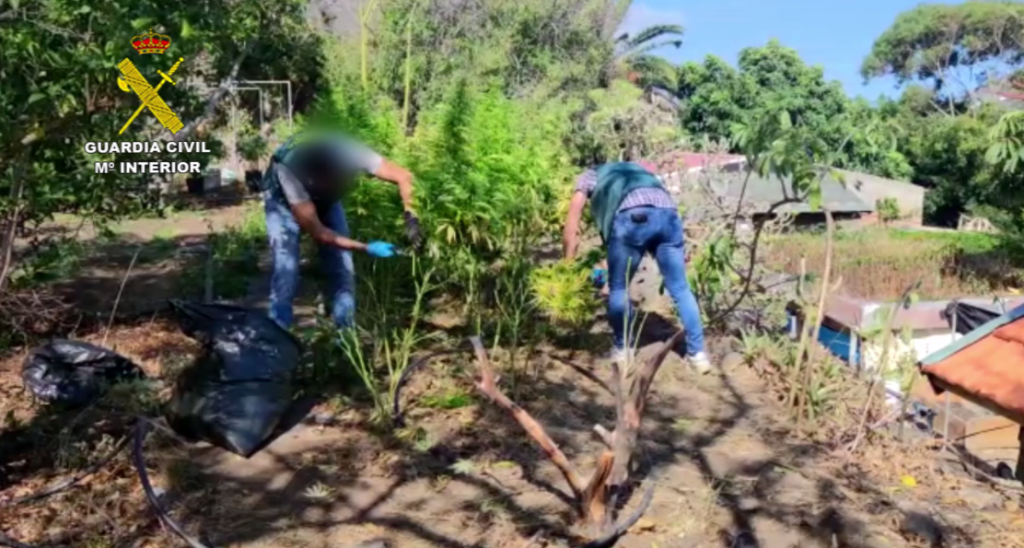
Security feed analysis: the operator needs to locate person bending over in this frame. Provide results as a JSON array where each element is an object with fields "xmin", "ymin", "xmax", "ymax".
[
  {"xmin": 260, "ymin": 131, "xmax": 421, "ymax": 329},
  {"xmin": 562, "ymin": 159, "xmax": 711, "ymax": 372}
]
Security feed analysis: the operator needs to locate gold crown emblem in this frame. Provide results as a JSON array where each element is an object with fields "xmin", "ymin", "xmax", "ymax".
[{"xmin": 132, "ymin": 29, "xmax": 171, "ymax": 55}]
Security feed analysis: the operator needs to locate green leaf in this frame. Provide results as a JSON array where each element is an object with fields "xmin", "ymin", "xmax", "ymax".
[
  {"xmin": 832, "ymin": 170, "xmax": 846, "ymax": 186},
  {"xmin": 10, "ymin": 0, "xmax": 19, "ymax": 10},
  {"xmin": 985, "ymin": 143, "xmax": 1004, "ymax": 165},
  {"xmin": 76, "ymin": 5, "xmax": 91, "ymax": 13},
  {"xmin": 28, "ymin": 92, "xmax": 45, "ymax": 104},
  {"xmin": 450, "ymin": 459, "xmax": 476, "ymax": 475},
  {"xmin": 778, "ymin": 110, "xmax": 792, "ymax": 131},
  {"xmin": 131, "ymin": 18, "xmax": 154, "ymax": 30},
  {"xmin": 807, "ymin": 185, "xmax": 822, "ymax": 211},
  {"xmin": 181, "ymin": 20, "xmax": 194, "ymax": 38}
]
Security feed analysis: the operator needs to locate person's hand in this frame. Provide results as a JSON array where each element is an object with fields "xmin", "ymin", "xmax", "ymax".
[
  {"xmin": 366, "ymin": 241, "xmax": 396, "ymax": 258},
  {"xmin": 590, "ymin": 267, "xmax": 607, "ymax": 288},
  {"xmin": 403, "ymin": 211, "xmax": 423, "ymax": 251}
]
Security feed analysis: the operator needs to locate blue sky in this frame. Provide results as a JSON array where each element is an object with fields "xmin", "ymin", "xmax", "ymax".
[{"xmin": 620, "ymin": 0, "xmax": 953, "ymax": 100}]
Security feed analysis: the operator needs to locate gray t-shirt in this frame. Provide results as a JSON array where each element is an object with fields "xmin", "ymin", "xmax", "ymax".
[{"xmin": 270, "ymin": 134, "xmax": 383, "ymax": 205}]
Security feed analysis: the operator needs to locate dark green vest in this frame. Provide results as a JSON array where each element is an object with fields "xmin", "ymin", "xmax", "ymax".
[{"xmin": 589, "ymin": 162, "xmax": 665, "ymax": 242}]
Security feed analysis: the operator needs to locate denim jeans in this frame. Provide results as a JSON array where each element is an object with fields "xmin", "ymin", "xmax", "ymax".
[
  {"xmin": 263, "ymin": 186, "xmax": 355, "ymax": 329},
  {"xmin": 606, "ymin": 206, "xmax": 705, "ymax": 356}
]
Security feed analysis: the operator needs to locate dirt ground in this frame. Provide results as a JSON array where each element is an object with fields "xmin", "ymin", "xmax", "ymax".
[
  {"xmin": 3, "ymin": 195, "xmax": 1024, "ymax": 548},
  {"xmin": 2, "ymin": 314, "xmax": 1024, "ymax": 548},
  {"xmin": 10, "ymin": 188, "xmax": 254, "ymax": 321}
]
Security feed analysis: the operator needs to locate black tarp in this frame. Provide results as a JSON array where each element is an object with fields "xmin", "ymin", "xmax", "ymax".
[{"xmin": 941, "ymin": 301, "xmax": 1003, "ymax": 335}]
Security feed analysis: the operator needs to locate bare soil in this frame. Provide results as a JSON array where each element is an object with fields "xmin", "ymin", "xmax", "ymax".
[
  {"xmin": 13, "ymin": 188, "xmax": 254, "ymax": 322},
  {"xmin": 2, "ymin": 315, "xmax": 1022, "ymax": 548},
  {"xmin": 3, "ymin": 199, "xmax": 1024, "ymax": 548}
]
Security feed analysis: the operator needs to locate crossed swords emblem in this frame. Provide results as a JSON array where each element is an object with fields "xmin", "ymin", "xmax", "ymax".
[{"xmin": 116, "ymin": 57, "xmax": 186, "ymax": 135}]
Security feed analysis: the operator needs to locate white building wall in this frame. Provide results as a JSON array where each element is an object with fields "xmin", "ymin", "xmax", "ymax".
[{"xmin": 861, "ymin": 328, "xmax": 955, "ymax": 375}]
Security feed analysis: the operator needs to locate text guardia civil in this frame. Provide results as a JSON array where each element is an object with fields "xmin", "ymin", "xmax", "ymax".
[{"xmin": 86, "ymin": 141, "xmax": 211, "ymax": 174}]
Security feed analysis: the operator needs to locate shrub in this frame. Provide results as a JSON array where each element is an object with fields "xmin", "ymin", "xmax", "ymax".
[
  {"xmin": 395, "ymin": 79, "xmax": 576, "ymax": 327},
  {"xmin": 312, "ymin": 257, "xmax": 438, "ymax": 425},
  {"xmin": 876, "ymin": 197, "xmax": 900, "ymax": 224},
  {"xmin": 179, "ymin": 203, "xmax": 266, "ymax": 300},
  {"xmin": 410, "ymin": 79, "xmax": 574, "ymax": 261},
  {"xmin": 237, "ymin": 130, "xmax": 269, "ymax": 166},
  {"xmin": 529, "ymin": 262, "xmax": 599, "ymax": 327}
]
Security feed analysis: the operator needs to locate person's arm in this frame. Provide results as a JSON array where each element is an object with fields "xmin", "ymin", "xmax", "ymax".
[
  {"xmin": 369, "ymin": 155, "xmax": 422, "ymax": 250},
  {"xmin": 372, "ymin": 159, "xmax": 415, "ymax": 213},
  {"xmin": 562, "ymin": 191, "xmax": 588, "ymax": 260},
  {"xmin": 290, "ymin": 201, "xmax": 368, "ymax": 252}
]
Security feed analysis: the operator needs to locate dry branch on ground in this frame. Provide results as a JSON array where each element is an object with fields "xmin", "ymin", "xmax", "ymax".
[{"xmin": 469, "ymin": 331, "xmax": 683, "ymax": 545}]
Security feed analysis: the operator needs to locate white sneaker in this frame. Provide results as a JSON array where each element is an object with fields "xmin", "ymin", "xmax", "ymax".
[
  {"xmin": 689, "ymin": 352, "xmax": 713, "ymax": 374},
  {"xmin": 605, "ymin": 346, "xmax": 636, "ymax": 365}
]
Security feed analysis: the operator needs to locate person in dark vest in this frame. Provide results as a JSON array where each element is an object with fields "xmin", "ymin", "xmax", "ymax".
[
  {"xmin": 260, "ymin": 130, "xmax": 422, "ymax": 330},
  {"xmin": 561, "ymin": 160, "xmax": 710, "ymax": 372}
]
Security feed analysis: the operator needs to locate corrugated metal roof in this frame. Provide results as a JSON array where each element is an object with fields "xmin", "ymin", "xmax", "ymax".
[
  {"xmin": 835, "ymin": 169, "xmax": 924, "ymax": 195},
  {"xmin": 824, "ymin": 296, "xmax": 1024, "ymax": 332},
  {"xmin": 711, "ymin": 172, "xmax": 874, "ymax": 214},
  {"xmin": 655, "ymin": 151, "xmax": 746, "ymax": 173}
]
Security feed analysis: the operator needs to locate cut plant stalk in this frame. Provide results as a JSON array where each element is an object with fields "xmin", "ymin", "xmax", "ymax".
[
  {"xmin": 846, "ymin": 280, "xmax": 921, "ymax": 455},
  {"xmin": 796, "ymin": 208, "xmax": 840, "ymax": 432}
]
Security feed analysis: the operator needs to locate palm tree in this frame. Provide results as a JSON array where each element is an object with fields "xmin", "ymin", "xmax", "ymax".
[{"xmin": 608, "ymin": 24, "xmax": 684, "ymax": 89}]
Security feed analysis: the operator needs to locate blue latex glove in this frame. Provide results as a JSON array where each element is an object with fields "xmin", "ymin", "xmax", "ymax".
[
  {"xmin": 590, "ymin": 267, "xmax": 607, "ymax": 288},
  {"xmin": 366, "ymin": 241, "xmax": 396, "ymax": 258}
]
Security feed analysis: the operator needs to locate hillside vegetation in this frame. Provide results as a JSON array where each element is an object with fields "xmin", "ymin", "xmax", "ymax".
[{"xmin": 766, "ymin": 228, "xmax": 1022, "ymax": 300}]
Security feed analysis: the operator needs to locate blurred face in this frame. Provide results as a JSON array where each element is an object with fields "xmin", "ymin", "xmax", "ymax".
[{"xmin": 314, "ymin": 171, "xmax": 357, "ymax": 197}]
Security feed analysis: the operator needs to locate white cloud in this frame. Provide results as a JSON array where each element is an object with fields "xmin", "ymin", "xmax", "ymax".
[{"xmin": 616, "ymin": 2, "xmax": 687, "ymax": 38}]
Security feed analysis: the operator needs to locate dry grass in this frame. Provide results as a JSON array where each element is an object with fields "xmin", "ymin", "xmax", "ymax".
[
  {"xmin": 764, "ymin": 227, "xmax": 1022, "ymax": 300},
  {"xmin": 823, "ymin": 438, "xmax": 1024, "ymax": 548},
  {"xmin": 659, "ymin": 480, "xmax": 723, "ymax": 541}
]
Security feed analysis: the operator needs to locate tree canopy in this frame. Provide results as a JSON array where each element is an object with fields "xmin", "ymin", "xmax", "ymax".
[{"xmin": 861, "ymin": 2, "xmax": 1024, "ymax": 96}]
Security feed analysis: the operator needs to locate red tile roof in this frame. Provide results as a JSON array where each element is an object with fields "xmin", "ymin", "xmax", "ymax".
[
  {"xmin": 997, "ymin": 90, "xmax": 1024, "ymax": 101},
  {"xmin": 655, "ymin": 151, "xmax": 746, "ymax": 173},
  {"xmin": 921, "ymin": 313, "xmax": 1024, "ymax": 426}
]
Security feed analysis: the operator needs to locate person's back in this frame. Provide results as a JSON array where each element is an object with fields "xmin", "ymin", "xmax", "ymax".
[
  {"xmin": 589, "ymin": 161, "xmax": 666, "ymax": 243},
  {"xmin": 561, "ymin": 158, "xmax": 711, "ymax": 372}
]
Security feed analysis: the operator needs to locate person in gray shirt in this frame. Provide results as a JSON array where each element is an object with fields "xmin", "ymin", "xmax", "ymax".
[{"xmin": 260, "ymin": 131, "xmax": 421, "ymax": 329}]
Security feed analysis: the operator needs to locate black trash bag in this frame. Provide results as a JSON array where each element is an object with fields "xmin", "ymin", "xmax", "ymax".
[
  {"xmin": 21, "ymin": 340, "xmax": 144, "ymax": 406},
  {"xmin": 165, "ymin": 300, "xmax": 302, "ymax": 458}
]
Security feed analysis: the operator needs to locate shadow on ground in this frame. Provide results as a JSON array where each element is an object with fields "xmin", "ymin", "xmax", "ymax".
[
  {"xmin": 8, "ymin": 335, "xmax": 965, "ymax": 548},
  {"xmin": 1, "ymin": 334, "xmax": 984, "ymax": 547}
]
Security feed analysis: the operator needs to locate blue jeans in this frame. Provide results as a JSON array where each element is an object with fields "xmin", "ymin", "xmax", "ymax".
[
  {"xmin": 607, "ymin": 206, "xmax": 705, "ymax": 355},
  {"xmin": 264, "ymin": 187, "xmax": 355, "ymax": 329}
]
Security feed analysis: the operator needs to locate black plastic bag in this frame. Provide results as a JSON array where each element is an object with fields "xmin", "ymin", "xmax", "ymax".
[
  {"xmin": 165, "ymin": 300, "xmax": 302, "ymax": 458},
  {"xmin": 21, "ymin": 340, "xmax": 144, "ymax": 406},
  {"xmin": 942, "ymin": 300, "xmax": 1002, "ymax": 335}
]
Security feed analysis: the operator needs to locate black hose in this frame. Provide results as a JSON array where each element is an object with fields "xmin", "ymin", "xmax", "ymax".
[
  {"xmin": 131, "ymin": 419, "xmax": 212, "ymax": 548},
  {"xmin": 0, "ymin": 435, "xmax": 131, "ymax": 548},
  {"xmin": 0, "ymin": 436, "xmax": 129, "ymax": 509}
]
